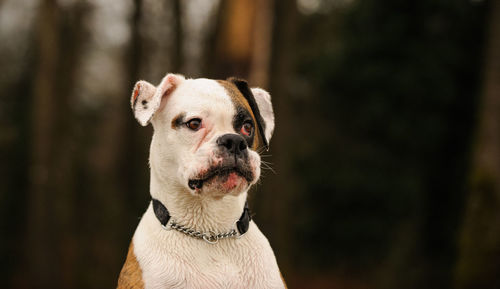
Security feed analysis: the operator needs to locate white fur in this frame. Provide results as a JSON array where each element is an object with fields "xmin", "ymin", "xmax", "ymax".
[
  {"xmin": 250, "ymin": 88, "xmax": 274, "ymax": 144},
  {"xmin": 129, "ymin": 75, "xmax": 284, "ymax": 288}
]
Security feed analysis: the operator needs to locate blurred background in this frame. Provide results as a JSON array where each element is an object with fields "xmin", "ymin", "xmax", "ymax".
[{"xmin": 1, "ymin": 0, "xmax": 499, "ymax": 288}]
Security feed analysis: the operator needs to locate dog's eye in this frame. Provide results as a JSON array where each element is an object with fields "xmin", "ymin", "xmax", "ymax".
[
  {"xmin": 186, "ymin": 118, "xmax": 202, "ymax": 131},
  {"xmin": 240, "ymin": 122, "xmax": 253, "ymax": 136}
]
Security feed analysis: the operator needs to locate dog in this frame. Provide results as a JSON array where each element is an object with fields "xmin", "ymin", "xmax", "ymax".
[{"xmin": 117, "ymin": 73, "xmax": 286, "ymax": 289}]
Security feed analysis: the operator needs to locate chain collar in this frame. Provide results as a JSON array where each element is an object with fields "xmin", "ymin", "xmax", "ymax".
[
  {"xmin": 151, "ymin": 198, "xmax": 251, "ymax": 244},
  {"xmin": 162, "ymin": 219, "xmax": 239, "ymax": 244}
]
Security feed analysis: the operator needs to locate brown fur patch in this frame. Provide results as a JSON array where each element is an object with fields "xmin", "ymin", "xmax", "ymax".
[
  {"xmin": 281, "ymin": 272, "xmax": 288, "ymax": 288},
  {"xmin": 217, "ymin": 80, "xmax": 263, "ymax": 150},
  {"xmin": 117, "ymin": 242, "xmax": 144, "ymax": 289}
]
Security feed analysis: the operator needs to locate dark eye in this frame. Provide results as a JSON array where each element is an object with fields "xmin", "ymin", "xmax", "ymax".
[
  {"xmin": 186, "ymin": 118, "xmax": 202, "ymax": 131},
  {"xmin": 240, "ymin": 122, "xmax": 253, "ymax": 136}
]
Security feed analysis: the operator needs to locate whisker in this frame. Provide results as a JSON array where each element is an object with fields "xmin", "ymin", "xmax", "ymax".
[
  {"xmin": 256, "ymin": 148, "xmax": 267, "ymax": 155},
  {"xmin": 260, "ymin": 161, "xmax": 274, "ymax": 167},
  {"xmin": 260, "ymin": 162, "xmax": 276, "ymax": 174},
  {"xmin": 261, "ymin": 164, "xmax": 275, "ymax": 170}
]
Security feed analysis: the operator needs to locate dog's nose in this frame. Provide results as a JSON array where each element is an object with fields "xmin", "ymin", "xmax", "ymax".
[{"xmin": 216, "ymin": 134, "xmax": 247, "ymax": 155}]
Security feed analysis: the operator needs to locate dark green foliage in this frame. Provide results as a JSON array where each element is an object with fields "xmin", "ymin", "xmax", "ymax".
[{"xmin": 291, "ymin": 0, "xmax": 487, "ymax": 285}]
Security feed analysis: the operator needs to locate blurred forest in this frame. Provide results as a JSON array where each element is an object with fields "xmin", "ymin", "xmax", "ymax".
[{"xmin": 1, "ymin": 0, "xmax": 499, "ymax": 288}]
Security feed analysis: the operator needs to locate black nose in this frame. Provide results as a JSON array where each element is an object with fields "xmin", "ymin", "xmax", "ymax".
[{"xmin": 217, "ymin": 134, "xmax": 248, "ymax": 155}]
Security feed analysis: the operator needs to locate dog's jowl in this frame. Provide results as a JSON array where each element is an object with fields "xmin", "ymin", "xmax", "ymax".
[{"xmin": 117, "ymin": 74, "xmax": 286, "ymax": 289}]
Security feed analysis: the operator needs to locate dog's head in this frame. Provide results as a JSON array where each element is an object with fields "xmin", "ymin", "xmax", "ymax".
[{"xmin": 131, "ymin": 74, "xmax": 274, "ymax": 198}]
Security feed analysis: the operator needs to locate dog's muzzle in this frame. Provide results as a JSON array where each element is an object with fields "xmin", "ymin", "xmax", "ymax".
[{"xmin": 188, "ymin": 134, "xmax": 254, "ymax": 191}]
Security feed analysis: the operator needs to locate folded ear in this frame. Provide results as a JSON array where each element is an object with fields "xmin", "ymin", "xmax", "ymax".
[
  {"xmin": 250, "ymin": 87, "xmax": 274, "ymax": 144},
  {"xmin": 131, "ymin": 80, "xmax": 156, "ymax": 126},
  {"xmin": 130, "ymin": 73, "xmax": 185, "ymax": 126}
]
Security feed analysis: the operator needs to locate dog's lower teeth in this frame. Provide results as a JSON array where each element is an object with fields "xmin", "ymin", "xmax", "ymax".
[{"xmin": 188, "ymin": 180, "xmax": 203, "ymax": 190}]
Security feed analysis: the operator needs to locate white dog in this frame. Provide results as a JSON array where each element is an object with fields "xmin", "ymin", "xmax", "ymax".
[{"xmin": 117, "ymin": 73, "xmax": 286, "ymax": 289}]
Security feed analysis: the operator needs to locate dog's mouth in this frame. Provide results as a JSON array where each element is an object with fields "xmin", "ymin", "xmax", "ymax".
[{"xmin": 188, "ymin": 165, "xmax": 253, "ymax": 191}]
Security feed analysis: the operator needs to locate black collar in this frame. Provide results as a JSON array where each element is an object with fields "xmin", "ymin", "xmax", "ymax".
[{"xmin": 151, "ymin": 198, "xmax": 252, "ymax": 235}]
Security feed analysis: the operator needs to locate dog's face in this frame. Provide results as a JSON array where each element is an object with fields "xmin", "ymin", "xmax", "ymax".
[{"xmin": 130, "ymin": 74, "xmax": 274, "ymax": 198}]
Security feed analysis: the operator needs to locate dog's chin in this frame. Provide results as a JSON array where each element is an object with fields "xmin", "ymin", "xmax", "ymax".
[{"xmin": 188, "ymin": 168, "xmax": 252, "ymax": 197}]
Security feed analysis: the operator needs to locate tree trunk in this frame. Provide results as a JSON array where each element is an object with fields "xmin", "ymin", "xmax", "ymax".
[
  {"xmin": 24, "ymin": 1, "xmax": 89, "ymax": 288},
  {"xmin": 248, "ymin": 0, "xmax": 274, "ymax": 88},
  {"xmin": 207, "ymin": 0, "xmax": 256, "ymax": 79},
  {"xmin": 85, "ymin": 0, "xmax": 147, "ymax": 286},
  {"xmin": 456, "ymin": 1, "xmax": 500, "ymax": 288},
  {"xmin": 254, "ymin": 0, "xmax": 298, "ymax": 277},
  {"xmin": 25, "ymin": 0, "xmax": 61, "ymax": 286},
  {"xmin": 171, "ymin": 0, "xmax": 183, "ymax": 72}
]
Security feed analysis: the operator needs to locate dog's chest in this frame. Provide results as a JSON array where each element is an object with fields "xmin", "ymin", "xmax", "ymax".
[
  {"xmin": 133, "ymin": 211, "xmax": 284, "ymax": 289},
  {"xmin": 146, "ymin": 249, "xmax": 245, "ymax": 289},
  {"xmin": 178, "ymin": 251, "xmax": 245, "ymax": 288}
]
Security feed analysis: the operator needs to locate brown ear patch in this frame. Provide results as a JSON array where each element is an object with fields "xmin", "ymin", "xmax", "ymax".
[
  {"xmin": 117, "ymin": 242, "xmax": 144, "ymax": 289},
  {"xmin": 217, "ymin": 79, "xmax": 267, "ymax": 150}
]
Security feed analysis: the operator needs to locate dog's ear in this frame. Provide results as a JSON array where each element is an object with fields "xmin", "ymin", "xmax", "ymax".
[
  {"xmin": 131, "ymin": 80, "xmax": 156, "ymax": 126},
  {"xmin": 250, "ymin": 87, "xmax": 274, "ymax": 144},
  {"xmin": 131, "ymin": 74, "xmax": 185, "ymax": 126},
  {"xmin": 228, "ymin": 78, "xmax": 275, "ymax": 149}
]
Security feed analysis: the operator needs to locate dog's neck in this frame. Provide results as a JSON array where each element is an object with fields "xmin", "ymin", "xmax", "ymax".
[{"xmin": 149, "ymin": 168, "xmax": 248, "ymax": 233}]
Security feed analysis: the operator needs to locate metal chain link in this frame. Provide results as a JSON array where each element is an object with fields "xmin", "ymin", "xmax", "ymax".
[{"xmin": 163, "ymin": 220, "xmax": 239, "ymax": 244}]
